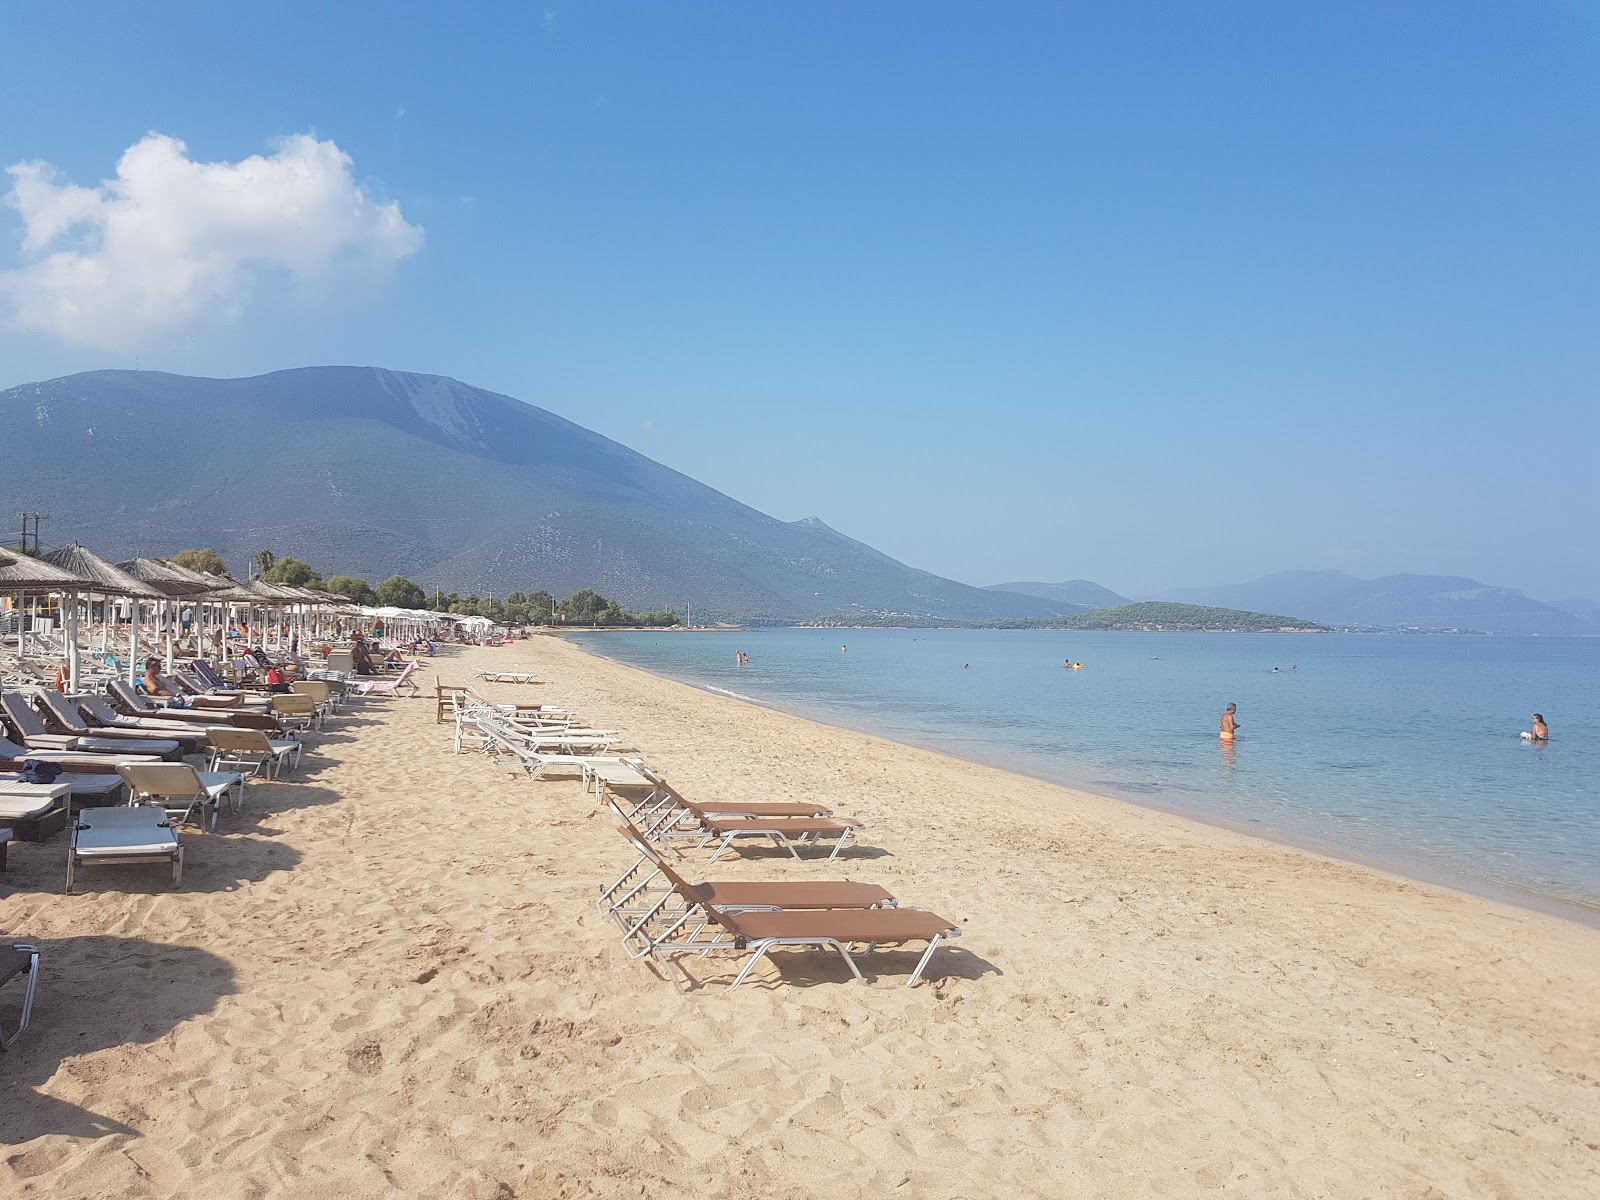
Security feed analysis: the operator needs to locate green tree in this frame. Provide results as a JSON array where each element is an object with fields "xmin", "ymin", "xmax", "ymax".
[
  {"xmin": 506, "ymin": 591, "xmax": 527, "ymax": 606},
  {"xmin": 255, "ymin": 550, "xmax": 276, "ymax": 576},
  {"xmin": 560, "ymin": 589, "xmax": 609, "ymax": 622},
  {"xmin": 170, "ymin": 548, "xmax": 226, "ymax": 575},
  {"xmin": 528, "ymin": 591, "xmax": 554, "ymax": 621},
  {"xmin": 324, "ymin": 575, "xmax": 377, "ymax": 605},
  {"xmin": 263, "ymin": 557, "xmax": 323, "ymax": 588},
  {"xmin": 374, "ymin": 576, "xmax": 427, "ymax": 609}
]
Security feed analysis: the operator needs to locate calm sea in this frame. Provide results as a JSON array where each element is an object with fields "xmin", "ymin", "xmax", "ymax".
[{"xmin": 572, "ymin": 629, "xmax": 1600, "ymax": 916}]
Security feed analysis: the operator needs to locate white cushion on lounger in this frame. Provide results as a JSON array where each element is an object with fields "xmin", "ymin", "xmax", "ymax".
[{"xmin": 72, "ymin": 807, "xmax": 179, "ymax": 856}]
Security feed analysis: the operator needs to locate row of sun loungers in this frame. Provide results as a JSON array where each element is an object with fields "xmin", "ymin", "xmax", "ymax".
[
  {"xmin": 0, "ymin": 648, "xmax": 430, "ymax": 1048},
  {"xmin": 449, "ymin": 682, "xmax": 960, "ymax": 991}
]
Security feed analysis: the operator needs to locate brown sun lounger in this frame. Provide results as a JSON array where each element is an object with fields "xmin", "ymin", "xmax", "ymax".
[
  {"xmin": 2, "ymin": 693, "xmax": 179, "ymax": 759},
  {"xmin": 0, "ymin": 734, "xmax": 154, "ymax": 773},
  {"xmin": 602, "ymin": 824, "xmax": 896, "ymax": 942},
  {"xmin": 35, "ymin": 692, "xmax": 212, "ymax": 754},
  {"xmin": 605, "ymin": 795, "xmax": 863, "ymax": 863},
  {"xmin": 612, "ymin": 824, "xmax": 957, "ymax": 990}
]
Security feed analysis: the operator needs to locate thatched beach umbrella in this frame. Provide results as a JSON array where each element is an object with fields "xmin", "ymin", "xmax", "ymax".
[
  {"xmin": 119, "ymin": 558, "xmax": 238, "ymax": 675},
  {"xmin": 0, "ymin": 553, "xmax": 89, "ymax": 678},
  {"xmin": 42, "ymin": 546, "xmax": 163, "ymax": 689}
]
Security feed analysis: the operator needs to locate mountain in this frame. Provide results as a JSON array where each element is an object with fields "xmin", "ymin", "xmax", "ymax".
[
  {"xmin": 985, "ymin": 579, "xmax": 1131, "ymax": 611},
  {"xmin": 1162, "ymin": 570, "xmax": 1598, "ymax": 635},
  {"xmin": 0, "ymin": 367, "xmax": 1065, "ymax": 623}
]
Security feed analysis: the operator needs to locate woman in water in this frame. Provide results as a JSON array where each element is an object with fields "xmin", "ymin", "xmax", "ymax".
[{"xmin": 1530, "ymin": 714, "xmax": 1549, "ymax": 741}]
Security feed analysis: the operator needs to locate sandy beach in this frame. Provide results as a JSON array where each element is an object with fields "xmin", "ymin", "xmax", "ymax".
[{"xmin": 2, "ymin": 634, "xmax": 1597, "ymax": 1198}]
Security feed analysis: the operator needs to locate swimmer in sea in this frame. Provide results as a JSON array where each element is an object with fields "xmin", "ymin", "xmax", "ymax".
[
  {"xmin": 1219, "ymin": 703, "xmax": 1240, "ymax": 742},
  {"xmin": 1530, "ymin": 713, "xmax": 1548, "ymax": 741}
]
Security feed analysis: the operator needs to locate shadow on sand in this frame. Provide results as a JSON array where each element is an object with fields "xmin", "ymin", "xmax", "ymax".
[{"xmin": 0, "ymin": 935, "xmax": 236, "ymax": 1146}]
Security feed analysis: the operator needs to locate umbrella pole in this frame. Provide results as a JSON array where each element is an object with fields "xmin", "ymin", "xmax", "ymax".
[
  {"xmin": 164, "ymin": 598, "xmax": 175, "ymax": 674},
  {"xmin": 66, "ymin": 589, "xmax": 81, "ymax": 692},
  {"xmin": 128, "ymin": 598, "xmax": 138, "ymax": 682}
]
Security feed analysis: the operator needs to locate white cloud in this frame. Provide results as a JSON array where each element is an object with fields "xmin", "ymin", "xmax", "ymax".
[{"xmin": 0, "ymin": 133, "xmax": 423, "ymax": 349}]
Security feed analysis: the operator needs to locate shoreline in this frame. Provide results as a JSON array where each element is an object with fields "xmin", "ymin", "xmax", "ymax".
[
  {"xmin": 567, "ymin": 633, "xmax": 1600, "ymax": 929},
  {"xmin": 4, "ymin": 636, "xmax": 1598, "ymax": 1196}
]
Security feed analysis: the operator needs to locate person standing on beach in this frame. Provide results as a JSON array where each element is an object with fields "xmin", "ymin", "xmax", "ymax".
[{"xmin": 1219, "ymin": 703, "xmax": 1240, "ymax": 742}]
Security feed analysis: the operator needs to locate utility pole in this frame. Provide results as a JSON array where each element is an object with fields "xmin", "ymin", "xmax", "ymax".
[{"xmin": 18, "ymin": 512, "xmax": 41, "ymax": 555}]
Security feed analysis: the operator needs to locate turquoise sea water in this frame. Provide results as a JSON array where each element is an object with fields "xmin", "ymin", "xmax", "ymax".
[{"xmin": 572, "ymin": 629, "xmax": 1600, "ymax": 915}]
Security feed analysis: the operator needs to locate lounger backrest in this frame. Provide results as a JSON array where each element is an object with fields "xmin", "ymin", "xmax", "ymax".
[
  {"xmin": 190, "ymin": 659, "xmax": 225, "ymax": 688},
  {"xmin": 0, "ymin": 693, "xmax": 49, "ymax": 738},
  {"xmin": 207, "ymin": 728, "xmax": 271, "ymax": 753},
  {"xmin": 77, "ymin": 695, "xmax": 123, "ymax": 725},
  {"xmin": 0, "ymin": 735, "xmax": 35, "ymax": 759},
  {"xmin": 37, "ymin": 691, "xmax": 90, "ymax": 733},
  {"xmin": 118, "ymin": 761, "xmax": 201, "ymax": 797},
  {"xmin": 270, "ymin": 694, "xmax": 316, "ymax": 715},
  {"xmin": 291, "ymin": 680, "xmax": 331, "ymax": 703},
  {"xmin": 110, "ymin": 680, "xmax": 155, "ymax": 712},
  {"xmin": 157, "ymin": 674, "xmax": 196, "ymax": 697},
  {"xmin": 614, "ymin": 823, "xmax": 746, "ymax": 937}
]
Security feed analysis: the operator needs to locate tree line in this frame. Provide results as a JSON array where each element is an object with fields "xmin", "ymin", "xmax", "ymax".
[{"xmin": 168, "ymin": 549, "xmax": 678, "ymax": 626}]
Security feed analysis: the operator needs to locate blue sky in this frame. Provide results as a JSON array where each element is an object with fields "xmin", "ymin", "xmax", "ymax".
[{"xmin": 2, "ymin": 2, "xmax": 1595, "ymax": 600}]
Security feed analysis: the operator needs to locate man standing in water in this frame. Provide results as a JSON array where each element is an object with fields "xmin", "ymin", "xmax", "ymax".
[{"xmin": 1219, "ymin": 703, "xmax": 1240, "ymax": 742}]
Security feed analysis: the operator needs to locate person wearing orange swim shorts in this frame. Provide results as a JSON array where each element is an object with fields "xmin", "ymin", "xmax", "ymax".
[{"xmin": 1219, "ymin": 702, "xmax": 1240, "ymax": 741}]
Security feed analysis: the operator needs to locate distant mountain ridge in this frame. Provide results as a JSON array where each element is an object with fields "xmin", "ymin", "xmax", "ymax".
[
  {"xmin": 1161, "ymin": 570, "xmax": 1598, "ymax": 635},
  {"xmin": 985, "ymin": 579, "xmax": 1131, "ymax": 611},
  {"xmin": 0, "ymin": 367, "xmax": 1065, "ymax": 623}
]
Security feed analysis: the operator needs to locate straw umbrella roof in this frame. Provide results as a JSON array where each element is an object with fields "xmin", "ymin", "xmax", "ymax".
[
  {"xmin": 0, "ymin": 551, "xmax": 94, "ymax": 595},
  {"xmin": 116, "ymin": 557, "xmax": 231, "ymax": 598},
  {"xmin": 42, "ymin": 545, "xmax": 163, "ymax": 598}
]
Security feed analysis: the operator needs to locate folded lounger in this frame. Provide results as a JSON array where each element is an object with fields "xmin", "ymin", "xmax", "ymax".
[
  {"xmin": 207, "ymin": 727, "xmax": 302, "ymax": 779},
  {"xmin": 118, "ymin": 762, "xmax": 246, "ymax": 832},
  {"xmin": 2, "ymin": 693, "xmax": 178, "ymax": 759},
  {"xmin": 0, "ymin": 943, "xmax": 40, "ymax": 1049},
  {"xmin": 602, "ymin": 824, "xmax": 897, "ymax": 943},
  {"xmin": 108, "ymin": 681, "xmax": 283, "ymax": 732},
  {"xmin": 36, "ymin": 691, "xmax": 211, "ymax": 754},
  {"xmin": 66, "ymin": 805, "xmax": 184, "ymax": 893}
]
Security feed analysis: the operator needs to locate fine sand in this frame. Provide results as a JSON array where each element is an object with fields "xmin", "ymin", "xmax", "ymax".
[{"xmin": 2, "ymin": 636, "xmax": 1597, "ymax": 1198}]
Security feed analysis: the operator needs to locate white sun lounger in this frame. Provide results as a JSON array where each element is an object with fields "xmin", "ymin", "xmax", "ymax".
[
  {"xmin": 118, "ymin": 762, "xmax": 246, "ymax": 831},
  {"xmin": 66, "ymin": 805, "xmax": 184, "ymax": 892},
  {"xmin": 207, "ymin": 728, "xmax": 302, "ymax": 779},
  {"xmin": 472, "ymin": 669, "xmax": 542, "ymax": 684}
]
